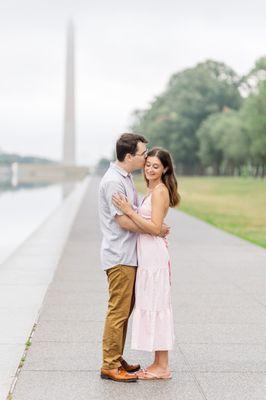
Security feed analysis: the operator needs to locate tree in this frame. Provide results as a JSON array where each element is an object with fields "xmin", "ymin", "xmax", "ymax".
[
  {"xmin": 220, "ymin": 110, "xmax": 250, "ymax": 175},
  {"xmin": 242, "ymin": 80, "xmax": 266, "ymax": 176},
  {"xmin": 131, "ymin": 60, "xmax": 242, "ymax": 174},
  {"xmin": 196, "ymin": 113, "xmax": 224, "ymax": 175},
  {"xmin": 197, "ymin": 109, "xmax": 249, "ymax": 175}
]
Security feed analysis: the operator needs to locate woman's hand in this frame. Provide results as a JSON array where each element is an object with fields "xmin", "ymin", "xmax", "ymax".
[{"xmin": 112, "ymin": 193, "xmax": 134, "ymax": 216}]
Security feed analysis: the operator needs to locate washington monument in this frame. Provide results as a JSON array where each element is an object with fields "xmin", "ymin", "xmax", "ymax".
[{"xmin": 63, "ymin": 21, "xmax": 76, "ymax": 165}]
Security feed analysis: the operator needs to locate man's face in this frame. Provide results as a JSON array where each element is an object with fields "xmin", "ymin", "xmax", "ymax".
[{"xmin": 131, "ymin": 142, "xmax": 148, "ymax": 170}]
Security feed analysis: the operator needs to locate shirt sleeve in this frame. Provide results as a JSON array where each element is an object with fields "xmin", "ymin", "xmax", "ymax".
[{"xmin": 104, "ymin": 180, "xmax": 126, "ymax": 217}]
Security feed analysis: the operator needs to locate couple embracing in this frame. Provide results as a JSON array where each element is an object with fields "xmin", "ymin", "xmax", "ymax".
[{"xmin": 98, "ymin": 133, "xmax": 180, "ymax": 382}]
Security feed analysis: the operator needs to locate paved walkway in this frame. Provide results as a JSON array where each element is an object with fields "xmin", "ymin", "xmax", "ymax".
[
  {"xmin": 12, "ymin": 176, "xmax": 266, "ymax": 400},
  {"xmin": 0, "ymin": 179, "xmax": 88, "ymax": 400}
]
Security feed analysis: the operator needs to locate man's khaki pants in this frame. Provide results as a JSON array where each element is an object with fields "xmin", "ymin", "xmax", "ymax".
[{"xmin": 102, "ymin": 264, "xmax": 136, "ymax": 370}]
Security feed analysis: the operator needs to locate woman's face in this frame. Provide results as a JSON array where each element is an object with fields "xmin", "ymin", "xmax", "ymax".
[{"xmin": 144, "ymin": 156, "xmax": 164, "ymax": 182}]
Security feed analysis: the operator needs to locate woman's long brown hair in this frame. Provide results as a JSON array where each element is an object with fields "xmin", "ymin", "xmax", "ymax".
[{"xmin": 144, "ymin": 147, "xmax": 181, "ymax": 207}]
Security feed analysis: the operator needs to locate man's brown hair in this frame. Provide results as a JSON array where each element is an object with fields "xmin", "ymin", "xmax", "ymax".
[{"xmin": 116, "ymin": 133, "xmax": 148, "ymax": 161}]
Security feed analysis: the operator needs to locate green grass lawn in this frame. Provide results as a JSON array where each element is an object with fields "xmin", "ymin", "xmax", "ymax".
[{"xmin": 135, "ymin": 175, "xmax": 266, "ymax": 249}]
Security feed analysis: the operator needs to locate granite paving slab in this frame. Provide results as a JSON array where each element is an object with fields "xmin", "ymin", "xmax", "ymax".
[
  {"xmin": 13, "ymin": 371, "xmax": 205, "ymax": 400},
  {"xmin": 195, "ymin": 372, "xmax": 266, "ymax": 400},
  {"xmin": 175, "ymin": 323, "xmax": 266, "ymax": 344},
  {"xmin": 179, "ymin": 343, "xmax": 266, "ymax": 372}
]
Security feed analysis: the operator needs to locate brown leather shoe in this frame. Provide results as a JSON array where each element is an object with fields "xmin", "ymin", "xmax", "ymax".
[
  {"xmin": 100, "ymin": 367, "xmax": 138, "ymax": 382},
  {"xmin": 119, "ymin": 357, "xmax": 141, "ymax": 373}
]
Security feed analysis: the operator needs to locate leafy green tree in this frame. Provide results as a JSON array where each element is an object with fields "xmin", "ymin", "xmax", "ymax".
[
  {"xmin": 242, "ymin": 80, "xmax": 266, "ymax": 176},
  {"xmin": 197, "ymin": 109, "xmax": 249, "ymax": 175},
  {"xmin": 131, "ymin": 60, "xmax": 242, "ymax": 174},
  {"xmin": 196, "ymin": 113, "xmax": 224, "ymax": 175},
  {"xmin": 220, "ymin": 110, "xmax": 250, "ymax": 175}
]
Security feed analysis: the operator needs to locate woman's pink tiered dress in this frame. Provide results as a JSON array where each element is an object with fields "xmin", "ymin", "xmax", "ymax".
[{"xmin": 131, "ymin": 192, "xmax": 175, "ymax": 352}]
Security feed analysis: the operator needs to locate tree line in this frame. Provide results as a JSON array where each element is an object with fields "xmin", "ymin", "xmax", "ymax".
[
  {"xmin": 0, "ymin": 151, "xmax": 56, "ymax": 165},
  {"xmin": 130, "ymin": 58, "xmax": 266, "ymax": 177}
]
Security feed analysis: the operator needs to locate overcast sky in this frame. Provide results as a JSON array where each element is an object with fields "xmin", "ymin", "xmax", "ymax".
[{"xmin": 1, "ymin": 0, "xmax": 266, "ymax": 166}]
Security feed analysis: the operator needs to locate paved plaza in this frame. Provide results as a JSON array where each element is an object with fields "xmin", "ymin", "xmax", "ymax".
[{"xmin": 11, "ymin": 176, "xmax": 266, "ymax": 400}]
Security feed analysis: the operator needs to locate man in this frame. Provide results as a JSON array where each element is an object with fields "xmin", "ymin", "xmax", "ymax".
[{"xmin": 98, "ymin": 133, "xmax": 169, "ymax": 382}]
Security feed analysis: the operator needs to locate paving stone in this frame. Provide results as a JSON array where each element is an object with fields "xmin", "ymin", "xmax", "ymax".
[
  {"xmin": 0, "ymin": 308, "xmax": 36, "ymax": 343},
  {"xmin": 0, "ymin": 380, "xmax": 14, "ymax": 400},
  {"xmin": 22, "ymin": 341, "xmax": 189, "ymax": 372},
  {"xmin": 0, "ymin": 344, "xmax": 25, "ymax": 392},
  {"xmin": 0, "ymin": 286, "xmax": 47, "ymax": 309},
  {"xmin": 0, "ymin": 268, "xmax": 54, "ymax": 285},
  {"xmin": 32, "ymin": 320, "xmax": 104, "ymax": 342},
  {"xmin": 38, "ymin": 303, "xmax": 106, "ymax": 322},
  {"xmin": 171, "ymin": 281, "xmax": 245, "ymax": 295},
  {"xmin": 253, "ymin": 295, "xmax": 266, "ymax": 307},
  {"xmin": 175, "ymin": 323, "xmax": 266, "ymax": 344},
  {"xmin": 172, "ymin": 304, "xmax": 266, "ymax": 324},
  {"xmin": 174, "ymin": 293, "xmax": 261, "ymax": 308},
  {"xmin": 43, "ymin": 290, "xmax": 108, "ymax": 307},
  {"xmin": 12, "ymin": 371, "xmax": 205, "ymax": 400},
  {"xmin": 48, "ymin": 280, "xmax": 107, "ymax": 292},
  {"xmin": 52, "ymin": 269, "xmax": 104, "ymax": 282},
  {"xmin": 179, "ymin": 343, "xmax": 266, "ymax": 372},
  {"xmin": 195, "ymin": 372, "xmax": 266, "ymax": 400},
  {"xmin": 236, "ymin": 278, "xmax": 266, "ymax": 294}
]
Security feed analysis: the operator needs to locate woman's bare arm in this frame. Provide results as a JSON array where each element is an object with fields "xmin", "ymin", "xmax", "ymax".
[
  {"xmin": 115, "ymin": 214, "xmax": 145, "ymax": 233},
  {"xmin": 113, "ymin": 188, "xmax": 169, "ymax": 236}
]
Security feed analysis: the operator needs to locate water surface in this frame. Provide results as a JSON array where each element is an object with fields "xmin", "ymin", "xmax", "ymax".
[{"xmin": 0, "ymin": 182, "xmax": 76, "ymax": 264}]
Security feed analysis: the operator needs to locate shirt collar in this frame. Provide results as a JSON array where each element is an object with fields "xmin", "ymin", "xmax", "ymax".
[{"xmin": 110, "ymin": 162, "xmax": 131, "ymax": 178}]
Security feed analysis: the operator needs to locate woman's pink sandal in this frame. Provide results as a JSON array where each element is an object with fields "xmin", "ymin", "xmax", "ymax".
[{"xmin": 137, "ymin": 368, "xmax": 172, "ymax": 380}]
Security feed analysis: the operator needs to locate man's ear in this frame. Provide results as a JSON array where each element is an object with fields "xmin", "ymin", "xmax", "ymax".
[{"xmin": 125, "ymin": 153, "xmax": 133, "ymax": 162}]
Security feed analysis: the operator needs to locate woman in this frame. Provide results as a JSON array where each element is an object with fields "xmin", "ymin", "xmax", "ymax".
[{"xmin": 112, "ymin": 147, "xmax": 180, "ymax": 380}]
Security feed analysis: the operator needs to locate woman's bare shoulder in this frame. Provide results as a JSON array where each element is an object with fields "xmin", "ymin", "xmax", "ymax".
[{"xmin": 151, "ymin": 184, "xmax": 169, "ymax": 203}]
